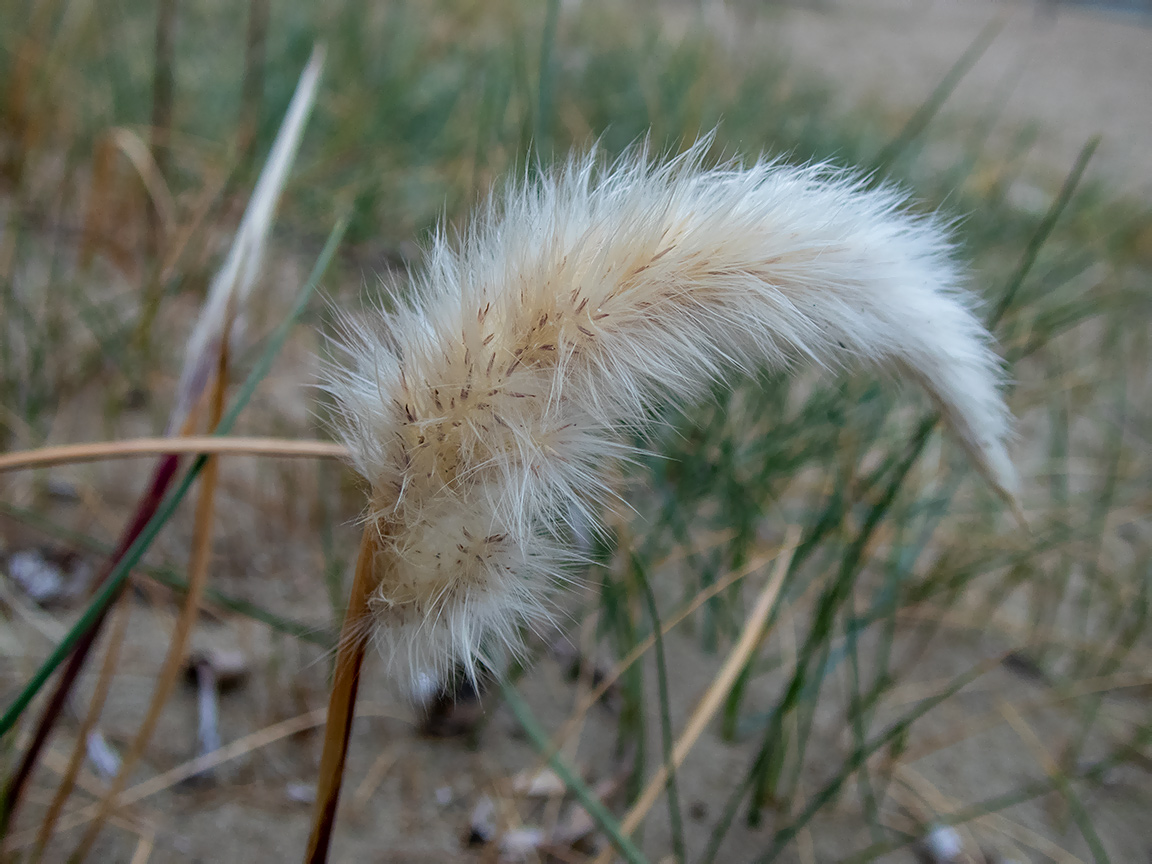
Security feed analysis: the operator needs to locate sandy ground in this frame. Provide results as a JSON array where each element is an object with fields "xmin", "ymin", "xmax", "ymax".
[{"xmin": 757, "ymin": 0, "xmax": 1152, "ymax": 194}]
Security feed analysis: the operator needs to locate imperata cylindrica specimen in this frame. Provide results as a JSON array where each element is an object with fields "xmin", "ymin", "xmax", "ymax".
[{"xmin": 326, "ymin": 141, "xmax": 1017, "ymax": 687}]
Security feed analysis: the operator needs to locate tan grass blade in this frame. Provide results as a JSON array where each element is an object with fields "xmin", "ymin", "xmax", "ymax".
[
  {"xmin": 169, "ymin": 43, "xmax": 325, "ymax": 433},
  {"xmin": 0, "ymin": 436, "xmax": 347, "ymax": 472},
  {"xmin": 305, "ymin": 527, "xmax": 380, "ymax": 864},
  {"xmin": 127, "ymin": 829, "xmax": 155, "ymax": 864},
  {"xmin": 547, "ymin": 544, "xmax": 785, "ymax": 762},
  {"xmin": 591, "ymin": 527, "xmax": 799, "ymax": 864},
  {"xmin": 69, "ymin": 356, "xmax": 227, "ymax": 861},
  {"xmin": 30, "ymin": 590, "xmax": 132, "ymax": 863},
  {"xmin": 108, "ymin": 127, "xmax": 176, "ymax": 236},
  {"xmin": 348, "ymin": 745, "xmax": 399, "ymax": 818}
]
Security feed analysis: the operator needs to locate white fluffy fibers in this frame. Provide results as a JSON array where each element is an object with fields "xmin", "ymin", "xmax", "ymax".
[{"xmin": 326, "ymin": 143, "xmax": 1017, "ymax": 686}]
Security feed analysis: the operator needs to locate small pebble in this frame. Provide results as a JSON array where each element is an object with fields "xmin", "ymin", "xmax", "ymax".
[
  {"xmin": 511, "ymin": 767, "xmax": 565, "ymax": 798},
  {"xmin": 468, "ymin": 795, "xmax": 496, "ymax": 845},
  {"xmin": 7, "ymin": 549, "xmax": 65, "ymax": 603},
  {"xmin": 285, "ymin": 782, "xmax": 317, "ymax": 804},
  {"xmin": 85, "ymin": 730, "xmax": 121, "ymax": 781},
  {"xmin": 435, "ymin": 785, "xmax": 453, "ymax": 806},
  {"xmin": 921, "ymin": 824, "xmax": 963, "ymax": 863},
  {"xmin": 499, "ymin": 827, "xmax": 545, "ymax": 862}
]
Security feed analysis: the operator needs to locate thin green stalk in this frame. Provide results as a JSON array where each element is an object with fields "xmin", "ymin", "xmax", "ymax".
[
  {"xmin": 535, "ymin": 0, "xmax": 560, "ymax": 157},
  {"xmin": 870, "ymin": 19, "xmax": 1002, "ymax": 174},
  {"xmin": 988, "ymin": 136, "xmax": 1099, "ymax": 329},
  {"xmin": 1046, "ymin": 762, "xmax": 1112, "ymax": 864},
  {"xmin": 844, "ymin": 591, "xmax": 882, "ymax": 844},
  {"xmin": 746, "ymin": 416, "xmax": 936, "ymax": 819},
  {"xmin": 633, "ymin": 554, "xmax": 686, "ymax": 863},
  {"xmin": 500, "ymin": 682, "xmax": 649, "ymax": 864},
  {"xmin": 600, "ymin": 563, "xmax": 646, "ymax": 805}
]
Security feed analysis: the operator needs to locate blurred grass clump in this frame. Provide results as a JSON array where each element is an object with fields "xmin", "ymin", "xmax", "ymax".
[{"xmin": 1, "ymin": 0, "xmax": 1150, "ymax": 861}]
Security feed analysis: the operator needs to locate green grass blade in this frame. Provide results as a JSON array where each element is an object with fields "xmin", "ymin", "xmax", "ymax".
[
  {"xmin": 500, "ymin": 681, "xmax": 650, "ymax": 864},
  {"xmin": 535, "ymin": 0, "xmax": 560, "ymax": 157},
  {"xmin": 633, "ymin": 553, "xmax": 686, "ymax": 863},
  {"xmin": 989, "ymin": 136, "xmax": 1099, "ymax": 329},
  {"xmin": 870, "ymin": 19, "xmax": 1001, "ymax": 174}
]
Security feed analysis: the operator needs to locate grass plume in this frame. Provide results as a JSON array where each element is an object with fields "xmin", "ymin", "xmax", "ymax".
[{"xmin": 326, "ymin": 139, "xmax": 1017, "ymax": 688}]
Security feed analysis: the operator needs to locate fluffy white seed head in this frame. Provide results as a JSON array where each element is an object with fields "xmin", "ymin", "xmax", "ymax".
[{"xmin": 325, "ymin": 141, "xmax": 1017, "ymax": 686}]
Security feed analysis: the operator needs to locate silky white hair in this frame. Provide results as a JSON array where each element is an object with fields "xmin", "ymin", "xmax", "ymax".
[{"xmin": 325, "ymin": 141, "xmax": 1017, "ymax": 686}]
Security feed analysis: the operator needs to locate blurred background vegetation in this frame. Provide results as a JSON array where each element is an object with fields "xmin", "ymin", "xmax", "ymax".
[{"xmin": 1, "ymin": 0, "xmax": 1150, "ymax": 861}]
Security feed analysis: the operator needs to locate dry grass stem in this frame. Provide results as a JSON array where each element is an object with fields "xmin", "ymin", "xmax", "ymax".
[
  {"xmin": 0, "ymin": 436, "xmax": 347, "ymax": 473},
  {"xmin": 127, "ymin": 830, "xmax": 155, "ymax": 864},
  {"xmin": 890, "ymin": 766, "xmax": 982, "ymax": 861},
  {"xmin": 892, "ymin": 764, "xmax": 1085, "ymax": 864},
  {"xmin": 349, "ymin": 745, "xmax": 399, "ymax": 817},
  {"xmin": 108, "ymin": 128, "xmax": 176, "ymax": 236},
  {"xmin": 1000, "ymin": 702, "xmax": 1065, "ymax": 785},
  {"xmin": 305, "ymin": 527, "xmax": 380, "ymax": 864}
]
